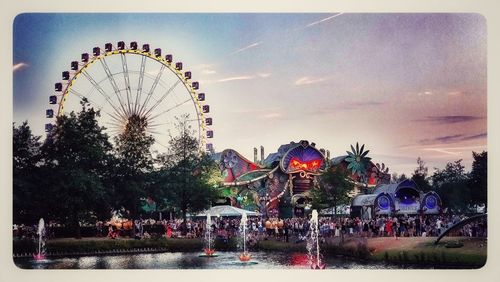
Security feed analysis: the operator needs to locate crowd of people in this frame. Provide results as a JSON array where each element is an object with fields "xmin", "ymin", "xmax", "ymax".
[
  {"xmin": 13, "ymin": 213, "xmax": 487, "ymax": 242},
  {"xmin": 104, "ymin": 213, "xmax": 487, "ymax": 242}
]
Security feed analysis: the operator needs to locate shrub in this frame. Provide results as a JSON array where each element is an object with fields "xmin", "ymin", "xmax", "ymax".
[{"xmin": 13, "ymin": 238, "xmax": 37, "ymax": 254}]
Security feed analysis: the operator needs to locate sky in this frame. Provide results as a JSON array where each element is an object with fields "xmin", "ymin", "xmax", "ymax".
[{"xmin": 13, "ymin": 13, "xmax": 487, "ymax": 176}]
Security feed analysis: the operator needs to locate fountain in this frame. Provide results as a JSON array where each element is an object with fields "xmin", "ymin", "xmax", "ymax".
[
  {"xmin": 199, "ymin": 213, "xmax": 217, "ymax": 257},
  {"xmin": 33, "ymin": 218, "xmax": 46, "ymax": 261},
  {"xmin": 307, "ymin": 210, "xmax": 325, "ymax": 269},
  {"xmin": 238, "ymin": 213, "xmax": 252, "ymax": 262}
]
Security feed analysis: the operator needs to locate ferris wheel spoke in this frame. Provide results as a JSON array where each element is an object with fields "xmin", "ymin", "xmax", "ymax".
[
  {"xmin": 143, "ymin": 79, "xmax": 181, "ymax": 118},
  {"xmin": 70, "ymin": 88, "xmax": 124, "ymax": 126},
  {"xmin": 81, "ymin": 70, "xmax": 127, "ymax": 121},
  {"xmin": 120, "ymin": 53, "xmax": 133, "ymax": 116},
  {"xmin": 69, "ymin": 88, "xmax": 104, "ymax": 111},
  {"xmin": 138, "ymin": 64, "xmax": 166, "ymax": 117},
  {"xmin": 105, "ymin": 111, "xmax": 126, "ymax": 125},
  {"xmin": 148, "ymin": 98, "xmax": 192, "ymax": 122},
  {"xmin": 99, "ymin": 57, "xmax": 130, "ymax": 117},
  {"xmin": 134, "ymin": 55, "xmax": 147, "ymax": 115}
]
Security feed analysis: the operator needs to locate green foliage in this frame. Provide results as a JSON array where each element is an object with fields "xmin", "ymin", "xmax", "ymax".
[
  {"xmin": 110, "ymin": 114, "xmax": 156, "ymax": 217},
  {"xmin": 411, "ymin": 157, "xmax": 432, "ymax": 192},
  {"xmin": 15, "ymin": 238, "xmax": 203, "ymax": 254},
  {"xmin": 150, "ymin": 115, "xmax": 220, "ymax": 223},
  {"xmin": 40, "ymin": 100, "xmax": 114, "ymax": 236},
  {"xmin": 13, "ymin": 238, "xmax": 37, "ymax": 254},
  {"xmin": 311, "ymin": 168, "xmax": 354, "ymax": 214},
  {"xmin": 391, "ymin": 172, "xmax": 408, "ymax": 183},
  {"xmin": 13, "ymin": 122, "xmax": 44, "ymax": 224},
  {"xmin": 469, "ymin": 151, "xmax": 487, "ymax": 211},
  {"xmin": 13, "ymin": 121, "xmax": 41, "ymax": 171},
  {"xmin": 13, "ymin": 103, "xmax": 221, "ymax": 232},
  {"xmin": 113, "ymin": 114, "xmax": 155, "ymax": 176},
  {"xmin": 431, "ymin": 159, "xmax": 472, "ymax": 213}
]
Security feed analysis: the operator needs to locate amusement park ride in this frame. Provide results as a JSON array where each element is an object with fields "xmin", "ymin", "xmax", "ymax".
[{"xmin": 46, "ymin": 41, "xmax": 213, "ymax": 153}]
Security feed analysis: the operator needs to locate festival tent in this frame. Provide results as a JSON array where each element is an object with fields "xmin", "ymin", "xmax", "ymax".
[{"xmin": 196, "ymin": 205, "xmax": 260, "ymax": 217}]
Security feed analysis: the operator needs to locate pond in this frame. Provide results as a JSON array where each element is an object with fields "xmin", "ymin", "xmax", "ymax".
[{"xmin": 14, "ymin": 251, "xmax": 407, "ymax": 269}]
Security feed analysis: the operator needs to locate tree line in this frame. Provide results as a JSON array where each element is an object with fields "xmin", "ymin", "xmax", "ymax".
[
  {"xmin": 13, "ymin": 100, "xmax": 220, "ymax": 237},
  {"xmin": 311, "ymin": 155, "xmax": 487, "ymax": 214}
]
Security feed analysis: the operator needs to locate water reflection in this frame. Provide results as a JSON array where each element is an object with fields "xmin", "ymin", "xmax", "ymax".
[{"xmin": 15, "ymin": 252, "xmax": 401, "ymax": 269}]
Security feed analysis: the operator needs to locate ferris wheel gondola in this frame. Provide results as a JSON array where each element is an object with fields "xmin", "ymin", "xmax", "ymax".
[{"xmin": 46, "ymin": 41, "xmax": 214, "ymax": 153}]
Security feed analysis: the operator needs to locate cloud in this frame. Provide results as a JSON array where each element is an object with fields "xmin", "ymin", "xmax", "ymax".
[
  {"xmin": 230, "ymin": 42, "xmax": 261, "ymax": 55},
  {"xmin": 232, "ymin": 107, "xmax": 282, "ymax": 115},
  {"xmin": 202, "ymin": 69, "xmax": 217, "ymax": 75},
  {"xmin": 257, "ymin": 73, "xmax": 271, "ymax": 78},
  {"xmin": 461, "ymin": 133, "xmax": 487, "ymax": 141},
  {"xmin": 13, "ymin": 62, "xmax": 28, "ymax": 72},
  {"xmin": 216, "ymin": 73, "xmax": 271, "ymax": 83},
  {"xmin": 343, "ymin": 101, "xmax": 384, "ymax": 109},
  {"xmin": 261, "ymin": 113, "xmax": 282, "ymax": 120},
  {"xmin": 421, "ymin": 148, "xmax": 462, "ymax": 156},
  {"xmin": 418, "ymin": 132, "xmax": 487, "ymax": 145},
  {"xmin": 306, "ymin": 13, "xmax": 344, "ymax": 28},
  {"xmin": 417, "ymin": 90, "xmax": 433, "ymax": 96},
  {"xmin": 217, "ymin": 76, "xmax": 254, "ymax": 83},
  {"xmin": 447, "ymin": 90, "xmax": 471, "ymax": 96},
  {"xmin": 294, "ymin": 76, "xmax": 329, "ymax": 86},
  {"xmin": 415, "ymin": 115, "xmax": 484, "ymax": 124}
]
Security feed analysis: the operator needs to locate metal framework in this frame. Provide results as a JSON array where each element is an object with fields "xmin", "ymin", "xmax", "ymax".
[{"xmin": 47, "ymin": 42, "xmax": 213, "ymax": 152}]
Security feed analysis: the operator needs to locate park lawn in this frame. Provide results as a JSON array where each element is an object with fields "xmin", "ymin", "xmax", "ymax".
[{"xmin": 365, "ymin": 236, "xmax": 487, "ymax": 268}]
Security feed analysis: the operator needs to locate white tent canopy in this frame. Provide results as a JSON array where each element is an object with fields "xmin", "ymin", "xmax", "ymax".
[{"xmin": 196, "ymin": 205, "xmax": 261, "ymax": 217}]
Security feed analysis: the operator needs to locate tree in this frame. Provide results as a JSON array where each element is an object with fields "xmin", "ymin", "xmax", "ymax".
[
  {"xmin": 111, "ymin": 114, "xmax": 155, "ymax": 217},
  {"xmin": 152, "ymin": 115, "xmax": 219, "ymax": 230},
  {"xmin": 113, "ymin": 114, "xmax": 155, "ymax": 175},
  {"xmin": 431, "ymin": 160, "xmax": 470, "ymax": 213},
  {"xmin": 391, "ymin": 172, "xmax": 408, "ymax": 183},
  {"xmin": 411, "ymin": 157, "xmax": 431, "ymax": 192},
  {"xmin": 13, "ymin": 121, "xmax": 43, "ymax": 224},
  {"xmin": 41, "ymin": 99, "xmax": 113, "ymax": 237},
  {"xmin": 311, "ymin": 168, "xmax": 354, "ymax": 215},
  {"xmin": 469, "ymin": 151, "xmax": 487, "ymax": 212}
]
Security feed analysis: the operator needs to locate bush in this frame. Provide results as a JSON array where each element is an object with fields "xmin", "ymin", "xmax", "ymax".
[
  {"xmin": 30, "ymin": 238, "xmax": 205, "ymax": 255},
  {"xmin": 13, "ymin": 238, "xmax": 37, "ymax": 254}
]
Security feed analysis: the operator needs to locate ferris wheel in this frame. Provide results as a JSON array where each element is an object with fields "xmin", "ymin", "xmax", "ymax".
[{"xmin": 45, "ymin": 41, "xmax": 214, "ymax": 153}]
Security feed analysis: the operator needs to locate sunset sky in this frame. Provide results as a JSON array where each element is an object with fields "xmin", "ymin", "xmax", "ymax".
[{"xmin": 13, "ymin": 13, "xmax": 487, "ymax": 175}]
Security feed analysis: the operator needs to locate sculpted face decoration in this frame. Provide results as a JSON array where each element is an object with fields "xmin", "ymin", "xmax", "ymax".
[
  {"xmin": 280, "ymin": 141, "xmax": 326, "ymax": 175},
  {"xmin": 288, "ymin": 158, "xmax": 322, "ymax": 172}
]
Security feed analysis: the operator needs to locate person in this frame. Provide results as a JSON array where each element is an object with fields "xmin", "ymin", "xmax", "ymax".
[
  {"xmin": 385, "ymin": 219, "xmax": 392, "ymax": 237},
  {"xmin": 415, "ymin": 216, "xmax": 421, "ymax": 236},
  {"xmin": 166, "ymin": 224, "xmax": 172, "ymax": 238},
  {"xmin": 362, "ymin": 221, "xmax": 369, "ymax": 238},
  {"xmin": 393, "ymin": 219, "xmax": 399, "ymax": 240},
  {"xmin": 108, "ymin": 225, "xmax": 118, "ymax": 239},
  {"xmin": 284, "ymin": 224, "xmax": 289, "ymax": 243},
  {"xmin": 436, "ymin": 217, "xmax": 443, "ymax": 235}
]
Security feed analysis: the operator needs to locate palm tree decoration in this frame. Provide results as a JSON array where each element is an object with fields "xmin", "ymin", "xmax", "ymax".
[{"xmin": 345, "ymin": 142, "xmax": 371, "ymax": 179}]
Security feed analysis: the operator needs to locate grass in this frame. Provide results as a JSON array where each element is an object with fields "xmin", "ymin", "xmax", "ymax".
[{"xmin": 369, "ymin": 237, "xmax": 487, "ymax": 268}]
